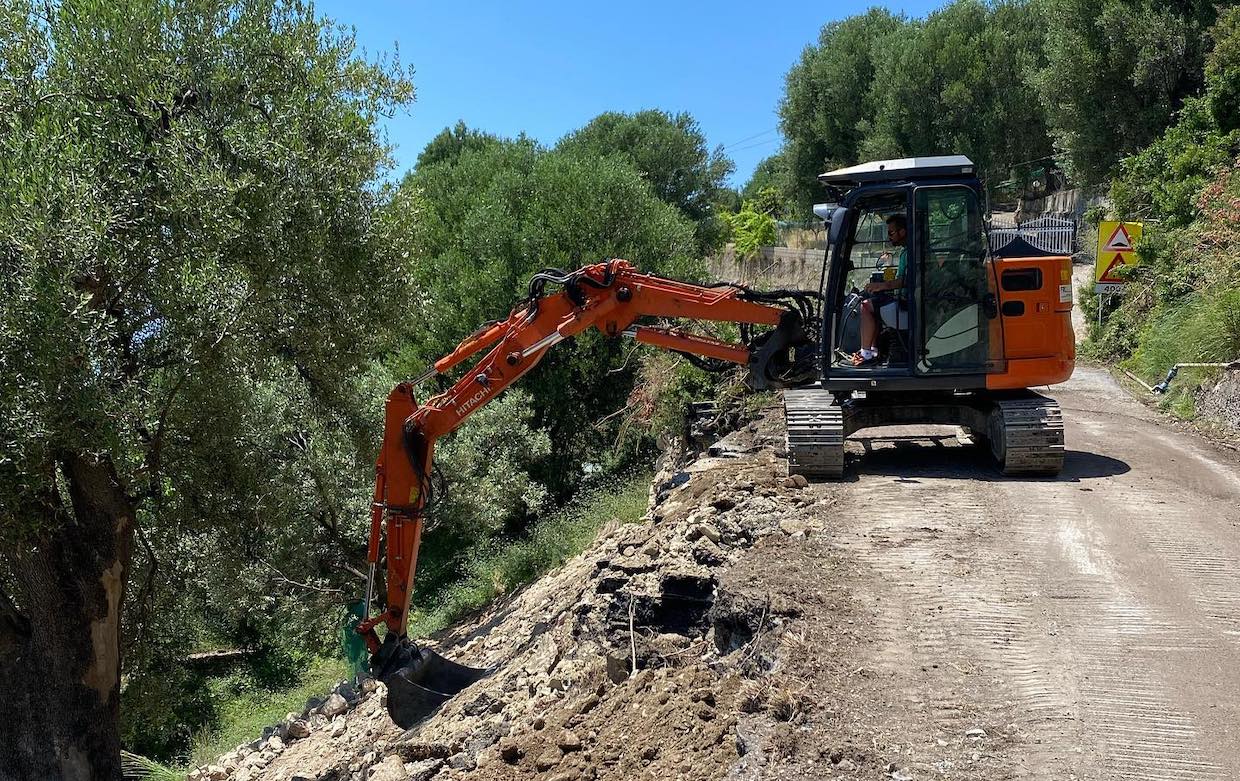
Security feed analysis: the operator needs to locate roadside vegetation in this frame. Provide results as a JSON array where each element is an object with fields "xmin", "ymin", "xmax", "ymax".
[{"xmin": 1086, "ymin": 7, "xmax": 1240, "ymax": 415}]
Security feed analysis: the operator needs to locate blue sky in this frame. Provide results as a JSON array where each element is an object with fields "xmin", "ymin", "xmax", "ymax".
[{"xmin": 314, "ymin": 1, "xmax": 941, "ymax": 188}]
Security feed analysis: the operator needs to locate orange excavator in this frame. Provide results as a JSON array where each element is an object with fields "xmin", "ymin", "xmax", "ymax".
[
  {"xmin": 356, "ymin": 155, "xmax": 1076, "ymax": 726},
  {"xmin": 353, "ymin": 259, "xmax": 818, "ymax": 726}
]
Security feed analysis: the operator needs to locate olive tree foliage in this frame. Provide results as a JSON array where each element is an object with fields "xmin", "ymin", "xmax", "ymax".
[
  {"xmin": 398, "ymin": 137, "xmax": 699, "ymax": 503},
  {"xmin": 1206, "ymin": 5, "xmax": 1240, "ymax": 134},
  {"xmin": 1032, "ymin": 0, "xmax": 1221, "ymax": 185},
  {"xmin": 779, "ymin": 9, "xmax": 907, "ymax": 212},
  {"xmin": 741, "ymin": 153, "xmax": 796, "ymax": 218},
  {"xmin": 864, "ymin": 0, "xmax": 1053, "ymax": 183},
  {"xmin": 0, "ymin": 0, "xmax": 413, "ymax": 777},
  {"xmin": 555, "ymin": 109, "xmax": 734, "ymax": 251},
  {"xmin": 779, "ymin": 2, "xmax": 1053, "ymax": 210},
  {"xmin": 1110, "ymin": 7, "xmax": 1240, "ymax": 227},
  {"xmin": 416, "ymin": 119, "xmax": 503, "ymax": 170}
]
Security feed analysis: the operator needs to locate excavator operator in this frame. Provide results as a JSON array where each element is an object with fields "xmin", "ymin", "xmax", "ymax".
[{"xmin": 852, "ymin": 214, "xmax": 908, "ymax": 365}]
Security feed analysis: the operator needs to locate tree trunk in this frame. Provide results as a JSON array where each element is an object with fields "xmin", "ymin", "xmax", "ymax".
[{"xmin": 0, "ymin": 454, "xmax": 135, "ymax": 781}]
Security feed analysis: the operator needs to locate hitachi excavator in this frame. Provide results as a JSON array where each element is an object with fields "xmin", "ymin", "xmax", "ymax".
[{"xmin": 356, "ymin": 155, "xmax": 1074, "ymax": 727}]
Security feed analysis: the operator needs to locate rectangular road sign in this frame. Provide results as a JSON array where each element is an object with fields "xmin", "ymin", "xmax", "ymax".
[{"xmin": 1095, "ymin": 220, "xmax": 1143, "ymax": 293}]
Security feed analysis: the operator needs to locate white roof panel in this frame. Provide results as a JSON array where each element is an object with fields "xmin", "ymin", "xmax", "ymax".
[{"xmin": 819, "ymin": 155, "xmax": 975, "ymax": 184}]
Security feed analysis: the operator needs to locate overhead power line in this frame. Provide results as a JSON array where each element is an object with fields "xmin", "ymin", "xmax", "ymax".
[
  {"xmin": 723, "ymin": 127, "xmax": 780, "ymax": 150},
  {"xmin": 727, "ymin": 138, "xmax": 782, "ymax": 154}
]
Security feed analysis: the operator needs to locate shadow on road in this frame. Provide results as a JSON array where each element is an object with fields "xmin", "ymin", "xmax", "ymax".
[{"xmin": 836, "ymin": 435, "xmax": 1130, "ymax": 482}]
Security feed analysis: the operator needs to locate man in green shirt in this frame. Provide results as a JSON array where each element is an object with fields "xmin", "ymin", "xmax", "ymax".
[{"xmin": 852, "ymin": 214, "xmax": 908, "ymax": 365}]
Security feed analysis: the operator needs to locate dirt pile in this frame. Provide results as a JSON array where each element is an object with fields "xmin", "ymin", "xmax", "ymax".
[{"xmin": 188, "ymin": 408, "xmax": 845, "ymax": 781}]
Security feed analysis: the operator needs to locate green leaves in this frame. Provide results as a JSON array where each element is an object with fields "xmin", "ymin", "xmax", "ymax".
[
  {"xmin": 1035, "ymin": 0, "xmax": 1219, "ymax": 185},
  {"xmin": 722, "ymin": 201, "xmax": 778, "ymax": 258},
  {"xmin": 555, "ymin": 110, "xmax": 733, "ymax": 252},
  {"xmin": 0, "ymin": 0, "xmax": 415, "ymax": 719}
]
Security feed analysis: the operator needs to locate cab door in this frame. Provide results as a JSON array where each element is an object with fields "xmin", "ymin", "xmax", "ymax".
[{"xmin": 912, "ymin": 185, "xmax": 1005, "ymax": 375}]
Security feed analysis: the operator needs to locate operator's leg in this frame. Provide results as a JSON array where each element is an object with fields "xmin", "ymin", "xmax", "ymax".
[
  {"xmin": 852, "ymin": 300, "xmax": 879, "ymax": 364},
  {"xmin": 860, "ymin": 300, "xmax": 877, "ymax": 350}
]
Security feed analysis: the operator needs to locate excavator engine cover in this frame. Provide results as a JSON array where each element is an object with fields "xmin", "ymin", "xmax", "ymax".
[{"xmin": 371, "ymin": 634, "xmax": 489, "ymax": 728}]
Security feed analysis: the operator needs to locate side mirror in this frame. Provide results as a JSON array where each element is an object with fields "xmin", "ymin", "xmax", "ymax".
[{"xmin": 828, "ymin": 206, "xmax": 848, "ymax": 245}]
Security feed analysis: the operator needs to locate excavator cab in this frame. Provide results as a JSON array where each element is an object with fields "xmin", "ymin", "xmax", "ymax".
[
  {"xmin": 820, "ymin": 156, "xmax": 1004, "ymax": 385},
  {"xmin": 785, "ymin": 156, "xmax": 1073, "ymax": 478}
]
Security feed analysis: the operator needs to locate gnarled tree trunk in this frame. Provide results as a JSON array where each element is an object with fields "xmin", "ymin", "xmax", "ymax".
[{"xmin": 0, "ymin": 454, "xmax": 135, "ymax": 781}]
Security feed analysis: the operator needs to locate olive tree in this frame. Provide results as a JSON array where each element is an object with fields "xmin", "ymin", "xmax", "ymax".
[
  {"xmin": 0, "ymin": 1, "xmax": 413, "ymax": 778},
  {"xmin": 555, "ymin": 110, "xmax": 733, "ymax": 251}
]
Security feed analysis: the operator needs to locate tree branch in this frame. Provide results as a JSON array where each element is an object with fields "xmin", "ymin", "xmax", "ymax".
[{"xmin": 257, "ymin": 557, "xmax": 344, "ymax": 595}]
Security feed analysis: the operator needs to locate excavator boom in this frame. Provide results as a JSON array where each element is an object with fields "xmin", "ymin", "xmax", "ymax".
[{"xmin": 355, "ymin": 259, "xmax": 816, "ymax": 727}]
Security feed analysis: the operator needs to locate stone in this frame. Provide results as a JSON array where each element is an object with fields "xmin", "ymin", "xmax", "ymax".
[
  {"xmin": 286, "ymin": 719, "xmax": 311, "ymax": 739},
  {"xmin": 778, "ymin": 517, "xmax": 812, "ymax": 537},
  {"xmin": 691, "ymin": 537, "xmax": 726, "ymax": 566},
  {"xmin": 534, "ymin": 748, "xmax": 562, "ymax": 771},
  {"xmin": 466, "ymin": 723, "xmax": 503, "ymax": 756},
  {"xmin": 782, "ymin": 474, "xmax": 809, "ymax": 489},
  {"xmin": 367, "ymin": 755, "xmax": 406, "ymax": 781},
  {"xmin": 405, "ymin": 758, "xmax": 444, "ymax": 781},
  {"xmin": 448, "ymin": 752, "xmax": 477, "ymax": 771},
  {"xmin": 205, "ymin": 766, "xmax": 228, "ymax": 781},
  {"xmin": 557, "ymin": 729, "xmax": 583, "ymax": 752},
  {"xmin": 966, "ymin": 727, "xmax": 987, "ymax": 738},
  {"xmin": 336, "ymin": 679, "xmax": 360, "ymax": 704},
  {"xmin": 330, "ymin": 717, "xmax": 347, "ymax": 738},
  {"xmin": 685, "ymin": 523, "xmax": 721, "ymax": 544},
  {"xmin": 463, "ymin": 692, "xmax": 503, "ymax": 717},
  {"xmin": 263, "ymin": 735, "xmax": 284, "ymax": 753},
  {"xmin": 319, "ymin": 692, "xmax": 349, "ymax": 718}
]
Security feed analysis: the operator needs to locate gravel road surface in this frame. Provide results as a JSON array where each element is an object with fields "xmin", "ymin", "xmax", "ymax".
[{"xmin": 823, "ymin": 366, "xmax": 1240, "ymax": 779}]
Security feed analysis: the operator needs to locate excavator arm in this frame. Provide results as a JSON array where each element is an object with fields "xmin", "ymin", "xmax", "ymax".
[{"xmin": 355, "ymin": 259, "xmax": 815, "ymax": 726}]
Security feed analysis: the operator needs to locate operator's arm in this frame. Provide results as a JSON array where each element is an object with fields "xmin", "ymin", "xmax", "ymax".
[{"xmin": 864, "ymin": 247, "xmax": 907, "ymax": 293}]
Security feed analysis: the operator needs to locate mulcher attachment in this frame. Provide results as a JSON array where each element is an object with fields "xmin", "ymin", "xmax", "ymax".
[
  {"xmin": 988, "ymin": 393, "xmax": 1065, "ymax": 476},
  {"xmin": 371, "ymin": 635, "xmax": 489, "ymax": 729}
]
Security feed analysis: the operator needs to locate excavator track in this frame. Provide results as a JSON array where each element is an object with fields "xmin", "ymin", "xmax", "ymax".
[
  {"xmin": 988, "ymin": 393, "xmax": 1065, "ymax": 476},
  {"xmin": 784, "ymin": 388, "xmax": 845, "ymax": 478}
]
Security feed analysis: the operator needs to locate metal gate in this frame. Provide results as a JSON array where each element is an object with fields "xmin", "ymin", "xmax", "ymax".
[{"xmin": 988, "ymin": 215, "xmax": 1077, "ymax": 255}]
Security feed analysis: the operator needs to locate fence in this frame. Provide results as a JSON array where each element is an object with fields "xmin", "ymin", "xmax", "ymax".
[{"xmin": 988, "ymin": 214, "xmax": 1078, "ymax": 256}]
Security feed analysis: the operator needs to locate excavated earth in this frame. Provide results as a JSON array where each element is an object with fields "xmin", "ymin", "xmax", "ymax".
[{"xmin": 193, "ymin": 366, "xmax": 1240, "ymax": 781}]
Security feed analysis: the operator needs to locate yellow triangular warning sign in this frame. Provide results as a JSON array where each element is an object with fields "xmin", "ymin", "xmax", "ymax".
[
  {"xmin": 1103, "ymin": 224, "xmax": 1133, "ymax": 251},
  {"xmin": 1099, "ymin": 252, "xmax": 1128, "ymax": 282}
]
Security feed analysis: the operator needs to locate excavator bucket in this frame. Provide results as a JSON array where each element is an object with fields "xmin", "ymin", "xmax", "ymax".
[{"xmin": 371, "ymin": 635, "xmax": 489, "ymax": 729}]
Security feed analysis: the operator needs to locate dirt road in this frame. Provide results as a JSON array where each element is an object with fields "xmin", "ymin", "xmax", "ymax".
[{"xmin": 808, "ymin": 367, "xmax": 1240, "ymax": 779}]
